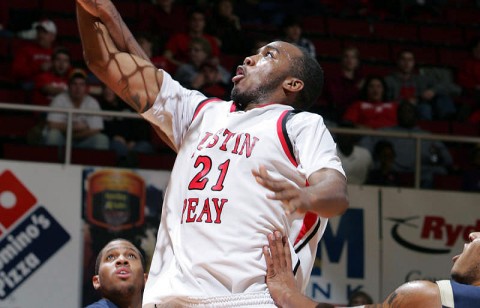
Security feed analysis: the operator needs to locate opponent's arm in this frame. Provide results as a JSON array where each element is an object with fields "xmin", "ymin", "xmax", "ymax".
[
  {"xmin": 76, "ymin": 0, "xmax": 162, "ymax": 113},
  {"xmin": 253, "ymin": 166, "xmax": 348, "ymax": 218},
  {"xmin": 364, "ymin": 280, "xmax": 441, "ymax": 308}
]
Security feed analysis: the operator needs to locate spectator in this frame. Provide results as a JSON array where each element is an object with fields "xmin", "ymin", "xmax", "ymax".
[
  {"xmin": 12, "ymin": 19, "xmax": 57, "ymax": 90},
  {"xmin": 457, "ymin": 37, "xmax": 480, "ymax": 122},
  {"xmin": 361, "ymin": 102, "xmax": 453, "ymax": 188},
  {"xmin": 366, "ymin": 140, "xmax": 400, "ymax": 187},
  {"xmin": 85, "ymin": 238, "xmax": 147, "ymax": 308},
  {"xmin": 318, "ymin": 46, "xmax": 365, "ymax": 122},
  {"xmin": 335, "ymin": 122, "xmax": 372, "ymax": 185},
  {"xmin": 279, "ymin": 15, "xmax": 316, "ymax": 58},
  {"xmin": 136, "ymin": 33, "xmax": 174, "ymax": 73},
  {"xmin": 163, "ymin": 8, "xmax": 221, "ymax": 69},
  {"xmin": 343, "ymin": 76, "xmax": 398, "ymax": 129},
  {"xmin": 32, "ymin": 47, "xmax": 71, "ymax": 106},
  {"xmin": 206, "ymin": 0, "xmax": 245, "ymax": 55},
  {"xmin": 198, "ymin": 59, "xmax": 230, "ymax": 99},
  {"xmin": 174, "ymin": 37, "xmax": 230, "ymax": 91},
  {"xmin": 137, "ymin": 0, "xmax": 188, "ymax": 52},
  {"xmin": 385, "ymin": 50, "xmax": 457, "ymax": 120},
  {"xmin": 99, "ymin": 85, "xmax": 154, "ymax": 164},
  {"xmin": 44, "ymin": 68, "xmax": 109, "ymax": 150},
  {"xmin": 348, "ymin": 290, "xmax": 374, "ymax": 306}
]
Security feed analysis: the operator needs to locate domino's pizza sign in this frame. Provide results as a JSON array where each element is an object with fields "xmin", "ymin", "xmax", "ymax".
[{"xmin": 0, "ymin": 170, "xmax": 70, "ymax": 299}]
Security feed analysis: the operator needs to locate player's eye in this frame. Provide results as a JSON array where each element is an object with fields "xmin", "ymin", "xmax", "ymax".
[
  {"xmin": 265, "ymin": 51, "xmax": 274, "ymax": 58},
  {"xmin": 106, "ymin": 254, "xmax": 115, "ymax": 261},
  {"xmin": 128, "ymin": 253, "xmax": 137, "ymax": 259}
]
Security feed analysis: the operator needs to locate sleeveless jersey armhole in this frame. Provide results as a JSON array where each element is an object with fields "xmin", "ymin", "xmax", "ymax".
[{"xmin": 437, "ymin": 280, "xmax": 455, "ymax": 308}]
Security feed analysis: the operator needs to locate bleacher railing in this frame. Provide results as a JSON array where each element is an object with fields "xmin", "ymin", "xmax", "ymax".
[{"xmin": 1, "ymin": 101, "xmax": 480, "ymax": 189}]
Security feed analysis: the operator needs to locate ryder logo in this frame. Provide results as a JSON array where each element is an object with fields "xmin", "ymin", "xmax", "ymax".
[
  {"xmin": 0, "ymin": 170, "xmax": 70, "ymax": 299},
  {"xmin": 387, "ymin": 215, "xmax": 478, "ymax": 254}
]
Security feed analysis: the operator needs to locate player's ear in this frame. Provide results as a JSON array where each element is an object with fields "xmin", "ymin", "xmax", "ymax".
[
  {"xmin": 92, "ymin": 275, "xmax": 101, "ymax": 290},
  {"xmin": 283, "ymin": 77, "xmax": 304, "ymax": 93}
]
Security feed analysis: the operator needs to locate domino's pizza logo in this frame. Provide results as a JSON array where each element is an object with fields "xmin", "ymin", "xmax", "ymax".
[{"xmin": 0, "ymin": 170, "xmax": 70, "ymax": 299}]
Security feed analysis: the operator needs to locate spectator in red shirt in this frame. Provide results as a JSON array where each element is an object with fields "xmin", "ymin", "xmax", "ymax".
[
  {"xmin": 343, "ymin": 75, "xmax": 398, "ymax": 129},
  {"xmin": 32, "ymin": 47, "xmax": 71, "ymax": 106},
  {"xmin": 163, "ymin": 8, "xmax": 220, "ymax": 71},
  {"xmin": 318, "ymin": 46, "xmax": 365, "ymax": 122},
  {"xmin": 11, "ymin": 19, "xmax": 57, "ymax": 90}
]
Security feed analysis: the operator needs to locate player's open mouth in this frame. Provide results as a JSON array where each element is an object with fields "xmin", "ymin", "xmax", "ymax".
[
  {"xmin": 115, "ymin": 267, "xmax": 131, "ymax": 278},
  {"xmin": 232, "ymin": 66, "xmax": 245, "ymax": 83}
]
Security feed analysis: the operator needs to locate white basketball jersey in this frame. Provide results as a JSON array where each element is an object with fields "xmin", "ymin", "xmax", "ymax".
[{"xmin": 141, "ymin": 72, "xmax": 344, "ymax": 307}]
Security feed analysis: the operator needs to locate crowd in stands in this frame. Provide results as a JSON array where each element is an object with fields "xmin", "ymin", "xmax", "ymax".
[{"xmin": 1, "ymin": 0, "xmax": 480, "ymax": 191}]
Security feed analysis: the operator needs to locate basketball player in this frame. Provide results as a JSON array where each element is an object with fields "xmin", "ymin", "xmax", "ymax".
[
  {"xmin": 76, "ymin": 0, "xmax": 348, "ymax": 306},
  {"xmin": 264, "ymin": 231, "xmax": 480, "ymax": 307},
  {"xmin": 86, "ymin": 239, "xmax": 147, "ymax": 308}
]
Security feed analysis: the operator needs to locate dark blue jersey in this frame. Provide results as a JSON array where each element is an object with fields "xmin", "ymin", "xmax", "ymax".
[{"xmin": 437, "ymin": 280, "xmax": 480, "ymax": 308}]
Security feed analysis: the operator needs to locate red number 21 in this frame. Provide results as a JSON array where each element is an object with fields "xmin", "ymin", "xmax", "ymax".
[{"xmin": 188, "ymin": 156, "xmax": 230, "ymax": 191}]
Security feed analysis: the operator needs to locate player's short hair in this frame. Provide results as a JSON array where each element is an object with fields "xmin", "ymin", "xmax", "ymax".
[
  {"xmin": 94, "ymin": 238, "xmax": 146, "ymax": 275},
  {"xmin": 289, "ymin": 46, "xmax": 323, "ymax": 110}
]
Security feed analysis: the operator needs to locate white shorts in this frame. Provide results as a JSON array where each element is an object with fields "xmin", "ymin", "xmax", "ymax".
[{"xmin": 144, "ymin": 291, "xmax": 276, "ymax": 308}]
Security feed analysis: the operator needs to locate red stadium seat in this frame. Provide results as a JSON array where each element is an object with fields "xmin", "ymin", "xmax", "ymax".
[
  {"xmin": 417, "ymin": 120, "xmax": 450, "ymax": 135},
  {"xmin": 6, "ymin": 0, "xmax": 40, "ymax": 9},
  {"xmin": 374, "ymin": 22, "xmax": 418, "ymax": 42},
  {"xmin": 137, "ymin": 153, "xmax": 176, "ymax": 170},
  {"xmin": 41, "ymin": 0, "xmax": 75, "ymax": 14},
  {"xmin": 53, "ymin": 17, "xmax": 79, "ymax": 37},
  {"xmin": 326, "ymin": 18, "xmax": 374, "ymax": 39},
  {"xmin": 343, "ymin": 40, "xmax": 391, "ymax": 62},
  {"xmin": 433, "ymin": 174, "xmax": 463, "ymax": 191},
  {"xmin": 302, "ymin": 16, "xmax": 326, "ymax": 35},
  {"xmin": 0, "ymin": 89, "xmax": 28, "ymax": 104},
  {"xmin": 418, "ymin": 25, "xmax": 464, "ymax": 47},
  {"xmin": 437, "ymin": 48, "xmax": 470, "ymax": 69},
  {"xmin": 445, "ymin": 7, "xmax": 480, "ymax": 25},
  {"xmin": 450, "ymin": 122, "xmax": 479, "ymax": 137},
  {"xmin": 71, "ymin": 148, "xmax": 117, "ymax": 166},
  {"xmin": 0, "ymin": 114, "xmax": 38, "ymax": 139},
  {"xmin": 312, "ymin": 38, "xmax": 343, "ymax": 58},
  {"xmin": 448, "ymin": 146, "xmax": 473, "ymax": 172},
  {"xmin": 397, "ymin": 172, "xmax": 415, "ymax": 188},
  {"xmin": 2, "ymin": 143, "xmax": 61, "ymax": 163}
]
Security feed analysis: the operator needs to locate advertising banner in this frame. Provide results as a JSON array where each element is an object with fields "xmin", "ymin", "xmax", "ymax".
[
  {"xmin": 308, "ymin": 185, "xmax": 381, "ymax": 305},
  {"xmin": 381, "ymin": 188, "xmax": 480, "ymax": 299},
  {"xmin": 0, "ymin": 161, "xmax": 82, "ymax": 308}
]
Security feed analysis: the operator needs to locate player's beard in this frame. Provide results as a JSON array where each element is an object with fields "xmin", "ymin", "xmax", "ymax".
[
  {"xmin": 231, "ymin": 73, "xmax": 287, "ymax": 111},
  {"xmin": 104, "ymin": 283, "xmax": 137, "ymax": 301}
]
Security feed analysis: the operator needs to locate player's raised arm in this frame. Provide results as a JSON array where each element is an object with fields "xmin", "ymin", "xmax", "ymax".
[{"xmin": 76, "ymin": 0, "xmax": 163, "ymax": 113}]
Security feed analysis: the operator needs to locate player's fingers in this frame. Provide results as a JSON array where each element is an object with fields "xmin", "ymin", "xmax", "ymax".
[
  {"xmin": 274, "ymin": 231, "xmax": 288, "ymax": 269},
  {"xmin": 268, "ymin": 232, "xmax": 282, "ymax": 270},
  {"xmin": 266, "ymin": 188, "xmax": 298, "ymax": 201},
  {"xmin": 282, "ymin": 235, "xmax": 293, "ymax": 269},
  {"xmin": 263, "ymin": 245, "xmax": 273, "ymax": 277},
  {"xmin": 252, "ymin": 167, "xmax": 285, "ymax": 191}
]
